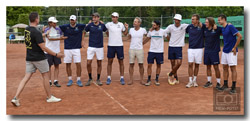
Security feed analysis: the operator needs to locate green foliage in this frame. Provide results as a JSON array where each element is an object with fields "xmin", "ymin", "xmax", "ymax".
[{"xmin": 7, "ymin": 6, "xmax": 44, "ymax": 26}]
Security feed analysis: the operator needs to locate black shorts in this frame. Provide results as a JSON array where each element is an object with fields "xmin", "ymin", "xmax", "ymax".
[{"xmin": 45, "ymin": 54, "xmax": 61, "ymax": 66}]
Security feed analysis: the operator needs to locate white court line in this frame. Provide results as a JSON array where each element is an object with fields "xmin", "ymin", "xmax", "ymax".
[{"xmin": 93, "ymin": 83, "xmax": 133, "ymax": 115}]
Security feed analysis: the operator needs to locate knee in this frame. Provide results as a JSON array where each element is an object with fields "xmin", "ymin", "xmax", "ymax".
[
  {"xmin": 223, "ymin": 65, "xmax": 229, "ymax": 70},
  {"xmin": 188, "ymin": 64, "xmax": 193, "ymax": 68}
]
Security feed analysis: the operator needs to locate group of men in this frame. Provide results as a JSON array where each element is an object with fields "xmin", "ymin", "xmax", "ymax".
[{"xmin": 11, "ymin": 11, "xmax": 242, "ymax": 107}]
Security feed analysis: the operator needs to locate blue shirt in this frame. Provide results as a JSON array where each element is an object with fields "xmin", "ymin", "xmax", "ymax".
[
  {"xmin": 204, "ymin": 27, "xmax": 222, "ymax": 53},
  {"xmin": 85, "ymin": 22, "xmax": 107, "ymax": 48},
  {"xmin": 186, "ymin": 24, "xmax": 205, "ymax": 49},
  {"xmin": 222, "ymin": 24, "xmax": 239, "ymax": 53},
  {"xmin": 59, "ymin": 24, "xmax": 85, "ymax": 49}
]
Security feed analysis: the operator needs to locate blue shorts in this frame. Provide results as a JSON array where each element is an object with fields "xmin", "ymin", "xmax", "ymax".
[
  {"xmin": 147, "ymin": 52, "xmax": 164, "ymax": 64},
  {"xmin": 168, "ymin": 47, "xmax": 182, "ymax": 60},
  {"xmin": 107, "ymin": 46, "xmax": 124, "ymax": 60},
  {"xmin": 204, "ymin": 52, "xmax": 220, "ymax": 65}
]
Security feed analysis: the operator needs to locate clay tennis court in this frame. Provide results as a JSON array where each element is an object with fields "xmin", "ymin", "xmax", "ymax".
[{"xmin": 6, "ymin": 37, "xmax": 244, "ymax": 115}]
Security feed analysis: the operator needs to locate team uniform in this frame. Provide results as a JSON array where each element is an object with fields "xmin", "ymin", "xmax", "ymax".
[
  {"xmin": 204, "ymin": 27, "xmax": 222, "ymax": 65},
  {"xmin": 59, "ymin": 24, "xmax": 86, "ymax": 63},
  {"xmin": 25, "ymin": 26, "xmax": 49, "ymax": 73},
  {"xmin": 105, "ymin": 22, "xmax": 126, "ymax": 59},
  {"xmin": 147, "ymin": 29, "xmax": 166, "ymax": 64},
  {"xmin": 44, "ymin": 27, "xmax": 63, "ymax": 66},
  {"xmin": 129, "ymin": 27, "xmax": 147, "ymax": 64},
  {"xmin": 85, "ymin": 22, "xmax": 107, "ymax": 60},
  {"xmin": 186, "ymin": 24, "xmax": 206, "ymax": 64},
  {"xmin": 165, "ymin": 24, "xmax": 189, "ymax": 60},
  {"xmin": 221, "ymin": 24, "xmax": 239, "ymax": 66}
]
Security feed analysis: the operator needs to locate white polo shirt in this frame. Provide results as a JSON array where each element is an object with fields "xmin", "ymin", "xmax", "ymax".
[
  {"xmin": 165, "ymin": 24, "xmax": 189, "ymax": 47},
  {"xmin": 147, "ymin": 29, "xmax": 166, "ymax": 53},
  {"xmin": 129, "ymin": 27, "xmax": 147, "ymax": 50},
  {"xmin": 45, "ymin": 27, "xmax": 61, "ymax": 53},
  {"xmin": 105, "ymin": 22, "xmax": 125, "ymax": 46}
]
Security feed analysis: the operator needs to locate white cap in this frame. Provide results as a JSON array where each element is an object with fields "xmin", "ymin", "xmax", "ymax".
[
  {"xmin": 174, "ymin": 14, "xmax": 182, "ymax": 21},
  {"xmin": 69, "ymin": 15, "xmax": 77, "ymax": 20},
  {"xmin": 48, "ymin": 17, "xmax": 58, "ymax": 23},
  {"xmin": 111, "ymin": 12, "xmax": 119, "ymax": 17}
]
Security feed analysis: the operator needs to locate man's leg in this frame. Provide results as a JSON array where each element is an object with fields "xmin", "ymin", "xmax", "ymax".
[
  {"xmin": 66, "ymin": 63, "xmax": 73, "ymax": 86},
  {"xmin": 41, "ymin": 72, "xmax": 61, "ymax": 102},
  {"xmin": 66, "ymin": 63, "xmax": 72, "ymax": 79},
  {"xmin": 213, "ymin": 64, "xmax": 221, "ymax": 89},
  {"xmin": 139, "ymin": 63, "xmax": 144, "ymax": 84},
  {"xmin": 107, "ymin": 58, "xmax": 113, "ymax": 78},
  {"xmin": 146, "ymin": 64, "xmax": 153, "ymax": 86},
  {"xmin": 75, "ymin": 62, "xmax": 83, "ymax": 87},
  {"xmin": 230, "ymin": 66, "xmax": 237, "ymax": 92},
  {"xmin": 48, "ymin": 66, "xmax": 52, "ymax": 85},
  {"xmin": 118, "ymin": 59, "xmax": 125, "ymax": 85},
  {"xmin": 218, "ymin": 64, "xmax": 229, "ymax": 91},
  {"xmin": 87, "ymin": 60, "xmax": 93, "ymax": 80},
  {"xmin": 14, "ymin": 73, "xmax": 33, "ymax": 99},
  {"xmin": 106, "ymin": 58, "xmax": 113, "ymax": 85},
  {"xmin": 41, "ymin": 72, "xmax": 52, "ymax": 98},
  {"xmin": 54, "ymin": 64, "xmax": 59, "ymax": 81},
  {"xmin": 204, "ymin": 65, "xmax": 212, "ymax": 88},
  {"xmin": 85, "ymin": 60, "xmax": 93, "ymax": 86},
  {"xmin": 156, "ymin": 64, "xmax": 161, "ymax": 84},
  {"xmin": 128, "ymin": 63, "xmax": 134, "ymax": 85},
  {"xmin": 53, "ymin": 64, "xmax": 61, "ymax": 87},
  {"xmin": 97, "ymin": 60, "xmax": 102, "ymax": 80}
]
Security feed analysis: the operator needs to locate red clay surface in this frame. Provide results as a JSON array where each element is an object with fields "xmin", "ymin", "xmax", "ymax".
[{"xmin": 6, "ymin": 37, "xmax": 244, "ymax": 115}]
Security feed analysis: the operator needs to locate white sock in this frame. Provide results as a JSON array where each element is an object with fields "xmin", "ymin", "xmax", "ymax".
[
  {"xmin": 193, "ymin": 76, "xmax": 197, "ymax": 82},
  {"xmin": 120, "ymin": 76, "xmax": 124, "ymax": 79},
  {"xmin": 189, "ymin": 77, "xmax": 193, "ymax": 83},
  {"xmin": 77, "ymin": 77, "xmax": 81, "ymax": 81},
  {"xmin": 216, "ymin": 78, "xmax": 221, "ymax": 84},
  {"xmin": 108, "ymin": 76, "xmax": 111, "ymax": 80},
  {"xmin": 49, "ymin": 80, "xmax": 52, "ymax": 82},
  {"xmin": 207, "ymin": 76, "xmax": 212, "ymax": 82},
  {"xmin": 54, "ymin": 80, "xmax": 58, "ymax": 82},
  {"xmin": 68, "ymin": 76, "xmax": 72, "ymax": 80}
]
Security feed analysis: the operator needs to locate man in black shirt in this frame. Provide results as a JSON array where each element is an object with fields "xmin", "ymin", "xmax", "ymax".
[{"xmin": 11, "ymin": 12, "xmax": 64, "ymax": 107}]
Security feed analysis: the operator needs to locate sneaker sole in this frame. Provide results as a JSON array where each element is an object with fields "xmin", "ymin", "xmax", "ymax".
[{"xmin": 11, "ymin": 101, "xmax": 19, "ymax": 107}]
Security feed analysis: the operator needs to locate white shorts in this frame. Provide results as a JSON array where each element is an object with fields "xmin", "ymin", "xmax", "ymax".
[
  {"xmin": 87, "ymin": 47, "xmax": 104, "ymax": 60},
  {"xmin": 188, "ymin": 48, "xmax": 203, "ymax": 64},
  {"xmin": 64, "ymin": 49, "xmax": 81, "ymax": 63},
  {"xmin": 129, "ymin": 49, "xmax": 144, "ymax": 64},
  {"xmin": 221, "ymin": 52, "xmax": 238, "ymax": 66}
]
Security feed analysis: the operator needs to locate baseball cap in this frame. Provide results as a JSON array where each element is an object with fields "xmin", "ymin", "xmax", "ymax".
[
  {"xmin": 48, "ymin": 17, "xmax": 58, "ymax": 23},
  {"xmin": 174, "ymin": 14, "xmax": 182, "ymax": 21},
  {"xmin": 92, "ymin": 12, "xmax": 100, "ymax": 17},
  {"xmin": 111, "ymin": 12, "xmax": 119, "ymax": 17},
  {"xmin": 69, "ymin": 15, "xmax": 77, "ymax": 20}
]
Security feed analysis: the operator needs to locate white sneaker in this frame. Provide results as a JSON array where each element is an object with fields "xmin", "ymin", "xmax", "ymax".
[
  {"xmin": 193, "ymin": 81, "xmax": 198, "ymax": 87},
  {"xmin": 47, "ymin": 95, "xmax": 62, "ymax": 103},
  {"xmin": 186, "ymin": 81, "xmax": 193, "ymax": 88},
  {"xmin": 11, "ymin": 97, "xmax": 20, "ymax": 107}
]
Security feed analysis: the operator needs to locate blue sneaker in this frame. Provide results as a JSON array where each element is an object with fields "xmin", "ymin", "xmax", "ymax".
[
  {"xmin": 77, "ymin": 80, "xmax": 83, "ymax": 87},
  {"xmin": 67, "ymin": 80, "xmax": 73, "ymax": 87},
  {"xmin": 106, "ymin": 78, "xmax": 111, "ymax": 85},
  {"xmin": 120, "ymin": 78, "xmax": 125, "ymax": 85}
]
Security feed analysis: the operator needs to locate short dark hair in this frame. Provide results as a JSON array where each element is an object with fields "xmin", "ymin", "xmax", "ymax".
[
  {"xmin": 154, "ymin": 20, "xmax": 161, "ymax": 26},
  {"xmin": 29, "ymin": 12, "xmax": 39, "ymax": 22},
  {"xmin": 192, "ymin": 14, "xmax": 200, "ymax": 20},
  {"xmin": 218, "ymin": 14, "xmax": 227, "ymax": 21}
]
